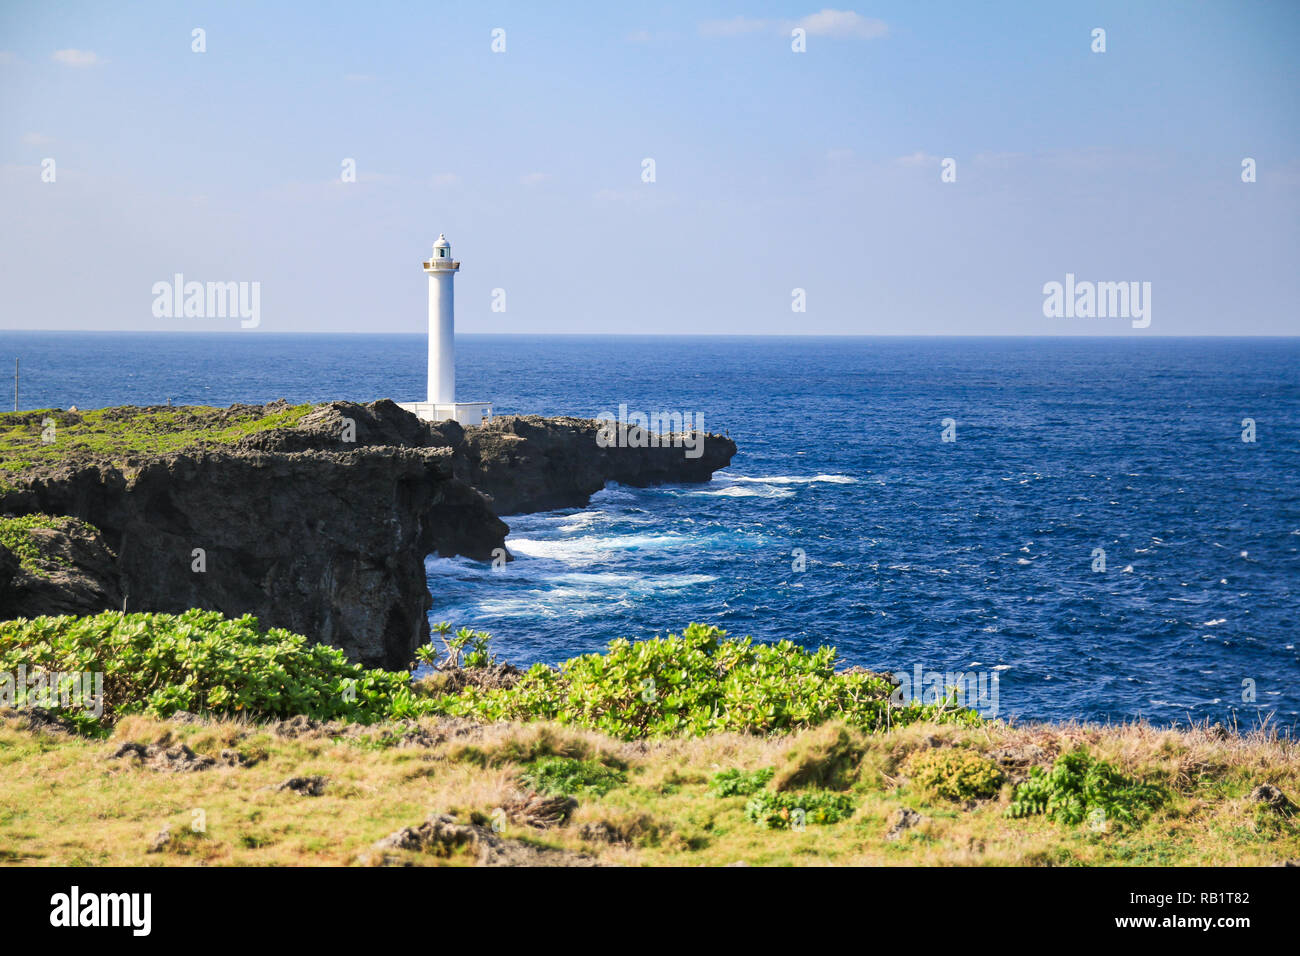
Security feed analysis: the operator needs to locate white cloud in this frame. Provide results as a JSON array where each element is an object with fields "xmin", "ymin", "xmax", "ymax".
[
  {"xmin": 0, "ymin": 51, "xmax": 18, "ymax": 65},
  {"xmin": 896, "ymin": 151, "xmax": 939, "ymax": 167},
  {"xmin": 21, "ymin": 132, "xmax": 52, "ymax": 146},
  {"xmin": 701, "ymin": 10, "xmax": 887, "ymax": 39},
  {"xmin": 626, "ymin": 29, "xmax": 653, "ymax": 44},
  {"xmin": 430, "ymin": 172, "xmax": 460, "ymax": 187},
  {"xmin": 51, "ymin": 48, "xmax": 103, "ymax": 67},
  {"xmin": 796, "ymin": 10, "xmax": 887, "ymax": 38},
  {"xmin": 519, "ymin": 172, "xmax": 549, "ymax": 186},
  {"xmin": 826, "ymin": 148, "xmax": 854, "ymax": 161},
  {"xmin": 343, "ymin": 72, "xmax": 375, "ymax": 83}
]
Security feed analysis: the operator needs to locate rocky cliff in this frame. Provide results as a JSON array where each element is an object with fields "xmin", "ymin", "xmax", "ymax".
[
  {"xmin": 452, "ymin": 415, "xmax": 736, "ymax": 515},
  {"xmin": 0, "ymin": 400, "xmax": 735, "ymax": 668}
]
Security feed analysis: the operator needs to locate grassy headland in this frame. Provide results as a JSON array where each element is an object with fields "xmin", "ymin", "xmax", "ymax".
[
  {"xmin": 0, "ymin": 612, "xmax": 1295, "ymax": 866},
  {"xmin": 0, "ymin": 403, "xmax": 314, "ymax": 478}
]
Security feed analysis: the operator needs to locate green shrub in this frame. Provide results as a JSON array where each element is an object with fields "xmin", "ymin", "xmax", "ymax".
[
  {"xmin": 710, "ymin": 767, "xmax": 775, "ymax": 797},
  {"xmin": 1007, "ymin": 749, "xmax": 1166, "ymax": 827},
  {"xmin": 438, "ymin": 623, "xmax": 981, "ymax": 739},
  {"xmin": 518, "ymin": 756, "xmax": 626, "ymax": 797},
  {"xmin": 0, "ymin": 610, "xmax": 433, "ymax": 733},
  {"xmin": 744, "ymin": 791, "xmax": 856, "ymax": 829},
  {"xmin": 906, "ymin": 747, "xmax": 1005, "ymax": 801}
]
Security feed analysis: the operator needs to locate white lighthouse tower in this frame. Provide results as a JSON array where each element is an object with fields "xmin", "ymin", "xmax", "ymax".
[{"xmin": 398, "ymin": 234, "xmax": 493, "ymax": 426}]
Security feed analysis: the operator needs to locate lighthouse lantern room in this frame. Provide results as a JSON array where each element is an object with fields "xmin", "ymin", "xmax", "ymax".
[{"xmin": 398, "ymin": 234, "xmax": 493, "ymax": 426}]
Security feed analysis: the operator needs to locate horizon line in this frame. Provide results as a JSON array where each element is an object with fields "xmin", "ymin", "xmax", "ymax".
[{"xmin": 2, "ymin": 330, "xmax": 1299, "ymax": 340}]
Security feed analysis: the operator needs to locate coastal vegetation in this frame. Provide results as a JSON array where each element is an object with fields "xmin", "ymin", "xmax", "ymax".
[
  {"xmin": 0, "ymin": 610, "xmax": 1296, "ymax": 865},
  {"xmin": 1007, "ymin": 748, "xmax": 1169, "ymax": 828},
  {"xmin": 0, "ymin": 707, "xmax": 1294, "ymax": 866},
  {"xmin": 0, "ymin": 610, "xmax": 416, "ymax": 733},
  {"xmin": 0, "ymin": 613, "xmax": 972, "ymax": 738},
  {"xmin": 0, "ymin": 402, "xmax": 313, "ymax": 476},
  {"xmin": 434, "ymin": 622, "xmax": 980, "ymax": 738}
]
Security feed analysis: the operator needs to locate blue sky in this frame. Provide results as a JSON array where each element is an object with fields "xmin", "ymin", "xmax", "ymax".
[{"xmin": 2, "ymin": 0, "xmax": 1297, "ymax": 334}]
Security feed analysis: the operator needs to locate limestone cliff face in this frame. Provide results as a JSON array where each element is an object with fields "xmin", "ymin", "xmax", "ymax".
[
  {"xmin": 0, "ymin": 518, "xmax": 122, "ymax": 619},
  {"xmin": 0, "ymin": 400, "xmax": 735, "ymax": 668},
  {"xmin": 0, "ymin": 402, "xmax": 506, "ymax": 668}
]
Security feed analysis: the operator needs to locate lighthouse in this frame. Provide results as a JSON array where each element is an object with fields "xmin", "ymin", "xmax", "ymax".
[{"xmin": 398, "ymin": 235, "xmax": 493, "ymax": 426}]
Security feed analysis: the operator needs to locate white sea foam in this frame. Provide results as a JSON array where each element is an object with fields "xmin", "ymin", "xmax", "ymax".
[
  {"xmin": 549, "ymin": 571, "xmax": 715, "ymax": 589},
  {"xmin": 690, "ymin": 484, "xmax": 795, "ymax": 499},
  {"xmin": 556, "ymin": 511, "xmax": 608, "ymax": 532},
  {"xmin": 508, "ymin": 534, "xmax": 690, "ymax": 562},
  {"xmin": 590, "ymin": 486, "xmax": 640, "ymax": 504},
  {"xmin": 723, "ymin": 473, "xmax": 857, "ymax": 485},
  {"xmin": 425, "ymin": 555, "xmax": 492, "ymax": 575}
]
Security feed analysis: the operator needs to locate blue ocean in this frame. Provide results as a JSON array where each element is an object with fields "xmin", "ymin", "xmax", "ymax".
[{"xmin": 4, "ymin": 332, "xmax": 1298, "ymax": 728}]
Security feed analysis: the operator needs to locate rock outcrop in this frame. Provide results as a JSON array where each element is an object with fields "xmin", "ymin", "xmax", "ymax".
[
  {"xmin": 453, "ymin": 415, "xmax": 736, "ymax": 515},
  {"xmin": 0, "ymin": 400, "xmax": 735, "ymax": 668},
  {"xmin": 0, "ymin": 518, "xmax": 122, "ymax": 619}
]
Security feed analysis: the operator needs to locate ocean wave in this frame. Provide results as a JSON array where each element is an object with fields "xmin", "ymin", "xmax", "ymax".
[
  {"xmin": 555, "ymin": 511, "xmax": 609, "ymax": 532},
  {"xmin": 508, "ymin": 533, "xmax": 693, "ymax": 562},
  {"xmin": 716, "ymin": 472, "xmax": 858, "ymax": 485},
  {"xmin": 426, "ymin": 554, "xmax": 494, "ymax": 575},
  {"xmin": 690, "ymin": 484, "xmax": 795, "ymax": 499},
  {"xmin": 542, "ymin": 572, "xmax": 716, "ymax": 591}
]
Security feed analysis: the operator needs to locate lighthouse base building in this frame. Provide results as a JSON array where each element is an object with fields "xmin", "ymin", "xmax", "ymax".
[
  {"xmin": 398, "ymin": 400, "xmax": 493, "ymax": 426},
  {"xmin": 397, "ymin": 234, "xmax": 493, "ymax": 427}
]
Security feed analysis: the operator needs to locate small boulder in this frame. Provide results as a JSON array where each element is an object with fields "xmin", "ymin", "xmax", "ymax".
[
  {"xmin": 277, "ymin": 775, "xmax": 327, "ymax": 797},
  {"xmin": 1249, "ymin": 784, "xmax": 1296, "ymax": 816},
  {"xmin": 885, "ymin": 807, "xmax": 925, "ymax": 841}
]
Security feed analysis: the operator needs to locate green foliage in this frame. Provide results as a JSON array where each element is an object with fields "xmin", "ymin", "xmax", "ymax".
[
  {"xmin": 0, "ymin": 610, "xmax": 433, "ymax": 733},
  {"xmin": 710, "ymin": 767, "xmax": 775, "ymax": 797},
  {"xmin": 1008, "ymin": 749, "xmax": 1166, "ymax": 827},
  {"xmin": 438, "ymin": 623, "xmax": 981, "ymax": 740},
  {"xmin": 462, "ymin": 630, "xmax": 495, "ymax": 669},
  {"xmin": 433, "ymin": 622, "xmax": 495, "ymax": 669},
  {"xmin": 744, "ymin": 790, "xmax": 856, "ymax": 829},
  {"xmin": 518, "ymin": 756, "xmax": 626, "ymax": 797},
  {"xmin": 906, "ymin": 747, "xmax": 1005, "ymax": 801},
  {"xmin": 0, "ymin": 403, "xmax": 314, "ymax": 474},
  {"xmin": 0, "ymin": 513, "xmax": 98, "ymax": 576}
]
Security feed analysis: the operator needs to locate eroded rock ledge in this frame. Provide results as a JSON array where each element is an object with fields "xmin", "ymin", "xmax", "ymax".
[{"xmin": 0, "ymin": 400, "xmax": 735, "ymax": 668}]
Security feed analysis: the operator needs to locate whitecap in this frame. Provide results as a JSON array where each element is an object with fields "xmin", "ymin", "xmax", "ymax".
[
  {"xmin": 508, "ymin": 534, "xmax": 691, "ymax": 562},
  {"xmin": 690, "ymin": 485, "xmax": 795, "ymax": 499},
  {"xmin": 555, "ymin": 511, "xmax": 609, "ymax": 532},
  {"xmin": 720, "ymin": 473, "xmax": 857, "ymax": 485}
]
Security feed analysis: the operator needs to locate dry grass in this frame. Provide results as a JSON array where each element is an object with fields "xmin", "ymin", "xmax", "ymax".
[{"xmin": 0, "ymin": 712, "xmax": 1296, "ymax": 867}]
